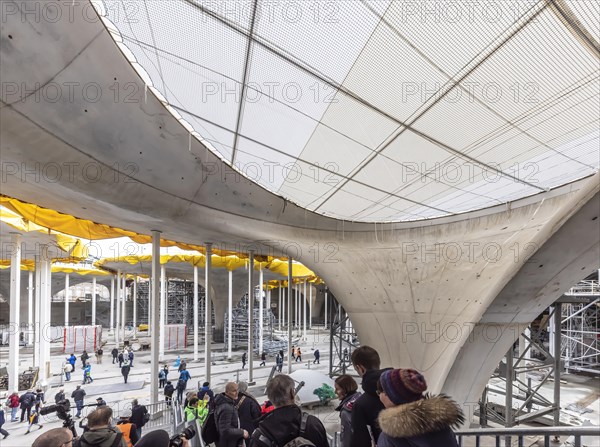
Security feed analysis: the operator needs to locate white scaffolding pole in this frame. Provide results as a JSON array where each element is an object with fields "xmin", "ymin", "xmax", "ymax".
[
  {"xmin": 228, "ymin": 269, "xmax": 233, "ymax": 359},
  {"xmin": 8, "ymin": 233, "xmax": 21, "ymax": 393},
  {"xmin": 205, "ymin": 243, "xmax": 213, "ymax": 382},
  {"xmin": 281, "ymin": 286, "xmax": 285, "ymax": 327},
  {"xmin": 324, "ymin": 290, "xmax": 328, "ymax": 328},
  {"xmin": 259, "ymin": 265, "xmax": 264, "ymax": 355},
  {"xmin": 193, "ymin": 266, "xmax": 199, "ymax": 362},
  {"xmin": 91, "ymin": 277, "xmax": 97, "ymax": 326}
]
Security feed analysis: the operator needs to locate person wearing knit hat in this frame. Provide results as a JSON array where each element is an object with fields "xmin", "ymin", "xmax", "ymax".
[{"xmin": 376, "ymin": 368, "xmax": 463, "ymax": 447}]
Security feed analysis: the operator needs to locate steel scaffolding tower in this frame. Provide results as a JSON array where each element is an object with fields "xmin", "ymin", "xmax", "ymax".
[
  {"xmin": 136, "ymin": 279, "xmax": 214, "ymax": 329},
  {"xmin": 224, "ymin": 291, "xmax": 282, "ymax": 354},
  {"xmin": 328, "ymin": 295, "xmax": 358, "ymax": 377},
  {"xmin": 561, "ymin": 279, "xmax": 599, "ymax": 374}
]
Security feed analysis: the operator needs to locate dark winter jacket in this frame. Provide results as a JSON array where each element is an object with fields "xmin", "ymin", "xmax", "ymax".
[
  {"xmin": 76, "ymin": 426, "xmax": 127, "ymax": 447},
  {"xmin": 214, "ymin": 393, "xmax": 245, "ymax": 447},
  {"xmin": 336, "ymin": 391, "xmax": 361, "ymax": 447},
  {"xmin": 19, "ymin": 391, "xmax": 35, "ymax": 409},
  {"xmin": 350, "ymin": 368, "xmax": 391, "ymax": 447},
  {"xmin": 121, "ymin": 365, "xmax": 131, "ymax": 378},
  {"xmin": 130, "ymin": 404, "xmax": 148, "ymax": 428},
  {"xmin": 249, "ymin": 404, "xmax": 328, "ymax": 447},
  {"xmin": 377, "ymin": 395, "xmax": 464, "ymax": 447},
  {"xmin": 164, "ymin": 383, "xmax": 175, "ymax": 397},
  {"xmin": 55, "ymin": 391, "xmax": 66, "ymax": 403},
  {"xmin": 235, "ymin": 392, "xmax": 262, "ymax": 435},
  {"xmin": 71, "ymin": 388, "xmax": 86, "ymax": 402}
]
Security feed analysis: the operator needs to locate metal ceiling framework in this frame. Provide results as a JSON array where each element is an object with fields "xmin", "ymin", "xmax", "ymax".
[{"xmin": 99, "ymin": 0, "xmax": 600, "ymax": 222}]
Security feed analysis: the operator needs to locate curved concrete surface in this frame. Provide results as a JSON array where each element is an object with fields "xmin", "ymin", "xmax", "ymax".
[{"xmin": 1, "ymin": 1, "xmax": 599, "ymax": 409}]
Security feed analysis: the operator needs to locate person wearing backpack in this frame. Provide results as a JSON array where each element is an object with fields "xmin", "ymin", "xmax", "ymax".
[
  {"xmin": 250, "ymin": 375, "xmax": 328, "ymax": 447},
  {"xmin": 130, "ymin": 399, "xmax": 148, "ymax": 439},
  {"xmin": 334, "ymin": 375, "xmax": 361, "ymax": 447},
  {"xmin": 214, "ymin": 382, "xmax": 249, "ymax": 447},
  {"xmin": 235, "ymin": 382, "xmax": 261, "ymax": 436}
]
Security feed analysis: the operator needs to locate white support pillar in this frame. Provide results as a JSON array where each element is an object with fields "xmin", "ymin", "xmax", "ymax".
[
  {"xmin": 150, "ymin": 230, "xmax": 161, "ymax": 404},
  {"xmin": 115, "ymin": 271, "xmax": 121, "ymax": 346},
  {"xmin": 309, "ymin": 283, "xmax": 312, "ymax": 329},
  {"xmin": 287, "ymin": 259, "xmax": 293, "ymax": 374},
  {"xmin": 159, "ymin": 265, "xmax": 166, "ymax": 361},
  {"xmin": 193, "ymin": 266, "xmax": 199, "ymax": 362},
  {"xmin": 33, "ymin": 258, "xmax": 41, "ymax": 368},
  {"xmin": 39, "ymin": 249, "xmax": 51, "ymax": 381},
  {"xmin": 228, "ymin": 269, "xmax": 233, "ymax": 360},
  {"xmin": 259, "ymin": 265, "xmax": 264, "ymax": 355},
  {"xmin": 248, "ymin": 251, "xmax": 254, "ymax": 383},
  {"xmin": 132, "ymin": 276, "xmax": 137, "ymax": 336},
  {"xmin": 278, "ymin": 285, "xmax": 282, "ymax": 330},
  {"xmin": 64, "ymin": 273, "xmax": 70, "ymax": 328},
  {"xmin": 8, "ymin": 233, "xmax": 22, "ymax": 393},
  {"xmin": 205, "ymin": 243, "xmax": 213, "ymax": 382},
  {"xmin": 303, "ymin": 280, "xmax": 307, "ymax": 340},
  {"xmin": 282, "ymin": 286, "xmax": 285, "ymax": 327},
  {"xmin": 324, "ymin": 290, "xmax": 328, "ymax": 328},
  {"xmin": 28, "ymin": 271, "xmax": 34, "ymax": 346},
  {"xmin": 121, "ymin": 274, "xmax": 127, "ymax": 342},
  {"xmin": 110, "ymin": 276, "xmax": 115, "ymax": 333},
  {"xmin": 91, "ymin": 277, "xmax": 97, "ymax": 326},
  {"xmin": 295, "ymin": 284, "xmax": 299, "ymax": 329}
]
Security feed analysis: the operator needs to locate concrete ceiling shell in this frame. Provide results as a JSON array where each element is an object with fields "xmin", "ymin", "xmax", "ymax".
[{"xmin": 95, "ymin": 0, "xmax": 599, "ymax": 222}]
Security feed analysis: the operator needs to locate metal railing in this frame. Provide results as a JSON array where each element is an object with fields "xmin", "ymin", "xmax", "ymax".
[
  {"xmin": 565, "ymin": 280, "xmax": 600, "ymax": 296},
  {"xmin": 455, "ymin": 426, "xmax": 598, "ymax": 447},
  {"xmin": 171, "ymin": 401, "xmax": 205, "ymax": 447}
]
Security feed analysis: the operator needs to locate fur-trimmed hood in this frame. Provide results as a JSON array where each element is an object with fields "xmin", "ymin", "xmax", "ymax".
[{"xmin": 378, "ymin": 394, "xmax": 464, "ymax": 438}]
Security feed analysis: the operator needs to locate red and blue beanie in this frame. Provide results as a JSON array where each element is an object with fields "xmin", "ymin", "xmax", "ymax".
[{"xmin": 380, "ymin": 368, "xmax": 427, "ymax": 405}]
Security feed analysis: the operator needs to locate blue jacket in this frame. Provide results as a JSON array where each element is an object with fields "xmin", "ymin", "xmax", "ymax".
[{"xmin": 179, "ymin": 369, "xmax": 191, "ymax": 381}]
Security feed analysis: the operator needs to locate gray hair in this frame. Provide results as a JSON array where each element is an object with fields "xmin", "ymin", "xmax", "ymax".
[
  {"xmin": 238, "ymin": 381, "xmax": 248, "ymax": 393},
  {"xmin": 266, "ymin": 375, "xmax": 295, "ymax": 408}
]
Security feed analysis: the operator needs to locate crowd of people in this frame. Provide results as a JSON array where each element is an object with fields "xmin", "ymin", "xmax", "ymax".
[{"xmin": 1, "ymin": 343, "xmax": 463, "ymax": 447}]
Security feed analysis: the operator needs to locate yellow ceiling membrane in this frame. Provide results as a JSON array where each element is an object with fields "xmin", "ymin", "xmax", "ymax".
[
  {"xmin": 95, "ymin": 254, "xmax": 322, "ymax": 283},
  {"xmin": 1, "ymin": 206, "xmax": 88, "ymax": 260},
  {"xmin": 0, "ymin": 195, "xmax": 243, "ymax": 257}
]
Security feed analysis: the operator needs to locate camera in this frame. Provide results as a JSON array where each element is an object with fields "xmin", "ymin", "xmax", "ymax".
[
  {"xmin": 40, "ymin": 399, "xmax": 72, "ymax": 419},
  {"xmin": 169, "ymin": 426, "xmax": 196, "ymax": 447}
]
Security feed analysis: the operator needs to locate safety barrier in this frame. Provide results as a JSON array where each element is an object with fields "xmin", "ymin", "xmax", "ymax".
[{"xmin": 455, "ymin": 426, "xmax": 598, "ymax": 447}]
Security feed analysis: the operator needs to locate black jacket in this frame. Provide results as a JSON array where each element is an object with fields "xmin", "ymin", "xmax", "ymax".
[
  {"xmin": 19, "ymin": 392, "xmax": 35, "ymax": 409},
  {"xmin": 164, "ymin": 383, "xmax": 175, "ymax": 397},
  {"xmin": 235, "ymin": 392, "xmax": 261, "ymax": 435},
  {"xmin": 350, "ymin": 368, "xmax": 391, "ymax": 447},
  {"xmin": 377, "ymin": 395, "xmax": 463, "ymax": 447},
  {"xmin": 71, "ymin": 388, "xmax": 86, "ymax": 402},
  {"xmin": 130, "ymin": 404, "xmax": 148, "ymax": 428},
  {"xmin": 55, "ymin": 391, "xmax": 65, "ymax": 403},
  {"xmin": 214, "ymin": 393, "xmax": 245, "ymax": 447},
  {"xmin": 249, "ymin": 405, "xmax": 328, "ymax": 447}
]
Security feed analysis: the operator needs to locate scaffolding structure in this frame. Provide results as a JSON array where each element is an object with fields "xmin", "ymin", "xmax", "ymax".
[
  {"xmin": 224, "ymin": 292, "xmax": 283, "ymax": 354},
  {"xmin": 328, "ymin": 294, "xmax": 358, "ymax": 377},
  {"xmin": 561, "ymin": 279, "xmax": 600, "ymax": 374},
  {"xmin": 136, "ymin": 279, "xmax": 214, "ymax": 330}
]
